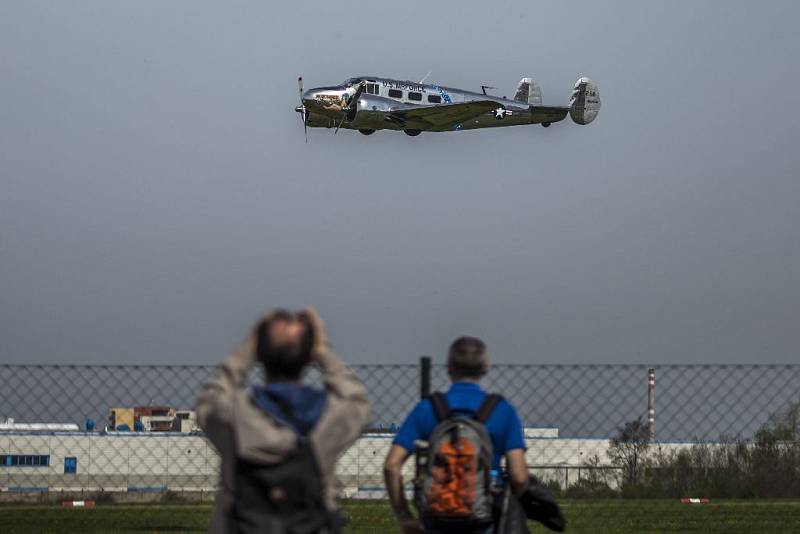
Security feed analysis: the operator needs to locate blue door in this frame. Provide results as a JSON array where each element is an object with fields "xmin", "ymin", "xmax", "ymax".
[{"xmin": 64, "ymin": 457, "xmax": 77, "ymax": 474}]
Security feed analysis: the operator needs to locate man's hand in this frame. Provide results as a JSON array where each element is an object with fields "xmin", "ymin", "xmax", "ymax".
[
  {"xmin": 399, "ymin": 516, "xmax": 424, "ymax": 534},
  {"xmin": 300, "ymin": 307, "xmax": 330, "ymax": 358}
]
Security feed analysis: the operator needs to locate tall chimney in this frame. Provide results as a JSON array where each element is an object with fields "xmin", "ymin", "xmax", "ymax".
[{"xmin": 647, "ymin": 368, "xmax": 656, "ymax": 441}]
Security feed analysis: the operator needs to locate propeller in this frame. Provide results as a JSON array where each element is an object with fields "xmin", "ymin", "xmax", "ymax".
[
  {"xmin": 297, "ymin": 76, "xmax": 308, "ymax": 143},
  {"xmin": 334, "ymin": 80, "xmax": 366, "ymax": 134}
]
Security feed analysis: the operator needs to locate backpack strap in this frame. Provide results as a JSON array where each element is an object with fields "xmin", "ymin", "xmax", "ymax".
[
  {"xmin": 430, "ymin": 392, "xmax": 451, "ymax": 422},
  {"xmin": 475, "ymin": 394, "xmax": 503, "ymax": 424}
]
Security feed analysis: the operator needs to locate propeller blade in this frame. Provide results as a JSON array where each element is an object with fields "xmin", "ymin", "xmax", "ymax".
[
  {"xmin": 341, "ymin": 80, "xmax": 366, "ymax": 125},
  {"xmin": 347, "ymin": 81, "xmax": 366, "ymax": 111},
  {"xmin": 297, "ymin": 78, "xmax": 308, "ymax": 142}
]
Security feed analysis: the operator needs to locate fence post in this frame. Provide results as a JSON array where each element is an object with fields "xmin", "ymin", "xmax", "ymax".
[
  {"xmin": 420, "ymin": 356, "xmax": 431, "ymax": 400},
  {"xmin": 648, "ymin": 368, "xmax": 656, "ymax": 442}
]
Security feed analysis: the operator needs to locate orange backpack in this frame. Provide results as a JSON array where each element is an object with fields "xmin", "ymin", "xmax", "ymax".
[{"xmin": 415, "ymin": 393, "xmax": 502, "ymax": 529}]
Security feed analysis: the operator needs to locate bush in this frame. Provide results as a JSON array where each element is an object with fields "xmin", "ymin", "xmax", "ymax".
[
  {"xmin": 564, "ymin": 478, "xmax": 618, "ymax": 499},
  {"xmin": 607, "ymin": 402, "xmax": 800, "ymax": 499},
  {"xmin": 160, "ymin": 490, "xmax": 191, "ymax": 504}
]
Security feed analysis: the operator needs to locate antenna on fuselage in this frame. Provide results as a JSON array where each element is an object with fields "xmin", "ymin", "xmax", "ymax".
[
  {"xmin": 419, "ymin": 70, "xmax": 432, "ymax": 84},
  {"xmin": 480, "ymin": 84, "xmax": 495, "ymax": 95}
]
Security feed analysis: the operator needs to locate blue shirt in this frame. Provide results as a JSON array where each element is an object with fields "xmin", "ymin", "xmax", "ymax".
[
  {"xmin": 251, "ymin": 383, "xmax": 327, "ymax": 436},
  {"xmin": 393, "ymin": 382, "xmax": 525, "ymax": 470}
]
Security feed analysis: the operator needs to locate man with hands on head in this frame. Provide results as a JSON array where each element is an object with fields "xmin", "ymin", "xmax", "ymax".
[{"xmin": 197, "ymin": 308, "xmax": 372, "ymax": 534}]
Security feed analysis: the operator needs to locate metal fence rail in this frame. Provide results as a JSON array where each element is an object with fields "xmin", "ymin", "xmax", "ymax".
[{"xmin": 1, "ymin": 362, "xmax": 799, "ymax": 521}]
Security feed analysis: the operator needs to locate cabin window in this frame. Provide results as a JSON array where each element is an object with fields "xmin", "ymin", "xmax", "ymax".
[
  {"xmin": 367, "ymin": 83, "xmax": 378, "ymax": 95},
  {"xmin": 408, "ymin": 92, "xmax": 422, "ymax": 101},
  {"xmin": 388, "ymin": 89, "xmax": 402, "ymax": 98},
  {"xmin": 427, "ymin": 94, "xmax": 442, "ymax": 103}
]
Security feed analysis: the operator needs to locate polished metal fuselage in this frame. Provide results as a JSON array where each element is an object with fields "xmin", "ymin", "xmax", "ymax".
[{"xmin": 299, "ymin": 76, "xmax": 547, "ymax": 132}]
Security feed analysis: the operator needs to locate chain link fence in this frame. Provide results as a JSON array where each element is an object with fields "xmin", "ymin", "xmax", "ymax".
[{"xmin": 1, "ymin": 362, "xmax": 800, "ymax": 530}]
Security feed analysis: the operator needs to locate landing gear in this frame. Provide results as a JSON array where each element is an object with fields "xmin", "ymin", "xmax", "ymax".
[
  {"xmin": 359, "ymin": 129, "xmax": 375, "ymax": 135},
  {"xmin": 404, "ymin": 129, "xmax": 421, "ymax": 137},
  {"xmin": 542, "ymin": 122, "xmax": 551, "ymax": 128}
]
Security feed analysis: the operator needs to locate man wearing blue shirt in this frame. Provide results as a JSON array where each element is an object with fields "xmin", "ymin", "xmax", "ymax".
[{"xmin": 384, "ymin": 336, "xmax": 530, "ymax": 534}]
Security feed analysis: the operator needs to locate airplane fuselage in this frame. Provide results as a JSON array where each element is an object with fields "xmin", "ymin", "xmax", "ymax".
[
  {"xmin": 295, "ymin": 74, "xmax": 600, "ymax": 137},
  {"xmin": 301, "ymin": 76, "xmax": 551, "ymax": 133}
]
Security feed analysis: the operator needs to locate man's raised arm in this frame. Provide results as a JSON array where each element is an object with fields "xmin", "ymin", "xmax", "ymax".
[
  {"xmin": 303, "ymin": 307, "xmax": 371, "ymax": 427},
  {"xmin": 196, "ymin": 331, "xmax": 255, "ymax": 450},
  {"xmin": 303, "ymin": 308, "xmax": 372, "ymax": 463}
]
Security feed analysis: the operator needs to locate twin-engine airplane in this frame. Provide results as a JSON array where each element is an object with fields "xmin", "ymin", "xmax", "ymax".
[{"xmin": 294, "ymin": 75, "xmax": 600, "ymax": 140}]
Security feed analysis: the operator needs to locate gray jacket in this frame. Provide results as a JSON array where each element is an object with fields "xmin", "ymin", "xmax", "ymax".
[{"xmin": 196, "ymin": 341, "xmax": 372, "ymax": 533}]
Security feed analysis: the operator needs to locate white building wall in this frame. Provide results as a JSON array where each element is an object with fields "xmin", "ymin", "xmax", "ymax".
[
  {"xmin": 3, "ymin": 434, "xmax": 51, "ymax": 490},
  {"xmin": 50, "ymin": 434, "xmax": 91, "ymax": 491},
  {"xmin": 0, "ymin": 432, "xmax": 700, "ymax": 495},
  {"xmin": 130, "ymin": 435, "xmax": 170, "ymax": 488},
  {"xmin": 167, "ymin": 435, "xmax": 207, "ymax": 490},
  {"xmin": 204, "ymin": 438, "xmax": 221, "ymax": 489},
  {"xmin": 0, "ymin": 434, "xmax": 8, "ymax": 489},
  {"xmin": 90, "ymin": 434, "xmax": 130, "ymax": 490}
]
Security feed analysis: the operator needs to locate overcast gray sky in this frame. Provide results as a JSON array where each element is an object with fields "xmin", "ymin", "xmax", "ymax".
[{"xmin": 1, "ymin": 1, "xmax": 798, "ymax": 366}]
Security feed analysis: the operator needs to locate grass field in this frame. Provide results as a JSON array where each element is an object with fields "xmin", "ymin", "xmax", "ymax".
[{"xmin": 2, "ymin": 500, "xmax": 800, "ymax": 533}]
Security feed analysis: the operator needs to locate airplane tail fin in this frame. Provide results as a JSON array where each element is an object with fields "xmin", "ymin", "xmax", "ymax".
[
  {"xmin": 514, "ymin": 78, "xmax": 543, "ymax": 106},
  {"xmin": 569, "ymin": 77, "xmax": 601, "ymax": 125}
]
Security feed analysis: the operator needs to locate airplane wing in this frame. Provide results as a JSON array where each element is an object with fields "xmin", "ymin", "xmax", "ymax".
[
  {"xmin": 386, "ymin": 101, "xmax": 500, "ymax": 130},
  {"xmin": 529, "ymin": 106, "xmax": 569, "ymax": 124}
]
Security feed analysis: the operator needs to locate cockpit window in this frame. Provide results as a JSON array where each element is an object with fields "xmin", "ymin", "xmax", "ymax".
[{"xmin": 341, "ymin": 78, "xmax": 362, "ymax": 87}]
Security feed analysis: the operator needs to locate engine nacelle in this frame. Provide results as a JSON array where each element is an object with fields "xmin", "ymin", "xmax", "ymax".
[{"xmin": 569, "ymin": 77, "xmax": 601, "ymax": 125}]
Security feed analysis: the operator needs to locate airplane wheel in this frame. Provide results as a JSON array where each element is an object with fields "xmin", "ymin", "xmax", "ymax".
[
  {"xmin": 404, "ymin": 129, "xmax": 421, "ymax": 137},
  {"xmin": 359, "ymin": 129, "xmax": 375, "ymax": 135},
  {"xmin": 542, "ymin": 122, "xmax": 551, "ymax": 128}
]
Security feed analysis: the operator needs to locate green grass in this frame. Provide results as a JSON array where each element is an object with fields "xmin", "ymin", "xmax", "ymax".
[{"xmin": 1, "ymin": 500, "xmax": 800, "ymax": 533}]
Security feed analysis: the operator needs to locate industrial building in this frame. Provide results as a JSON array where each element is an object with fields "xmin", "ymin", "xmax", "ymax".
[
  {"xmin": 0, "ymin": 369, "xmax": 677, "ymax": 499},
  {"xmin": 0, "ymin": 429, "xmax": 696, "ymax": 500},
  {"xmin": 107, "ymin": 407, "xmax": 199, "ymax": 433}
]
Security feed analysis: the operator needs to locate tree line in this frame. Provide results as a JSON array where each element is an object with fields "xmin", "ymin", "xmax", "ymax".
[{"xmin": 549, "ymin": 402, "xmax": 800, "ymax": 499}]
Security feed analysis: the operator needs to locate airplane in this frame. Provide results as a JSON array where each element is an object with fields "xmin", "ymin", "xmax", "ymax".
[{"xmin": 294, "ymin": 75, "xmax": 600, "ymax": 140}]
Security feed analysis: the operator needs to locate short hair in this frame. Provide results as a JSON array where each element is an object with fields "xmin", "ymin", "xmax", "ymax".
[
  {"xmin": 255, "ymin": 311, "xmax": 314, "ymax": 381},
  {"xmin": 447, "ymin": 336, "xmax": 488, "ymax": 379}
]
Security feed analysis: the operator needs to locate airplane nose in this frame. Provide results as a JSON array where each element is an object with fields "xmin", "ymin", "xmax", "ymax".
[{"xmin": 301, "ymin": 89, "xmax": 315, "ymax": 103}]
